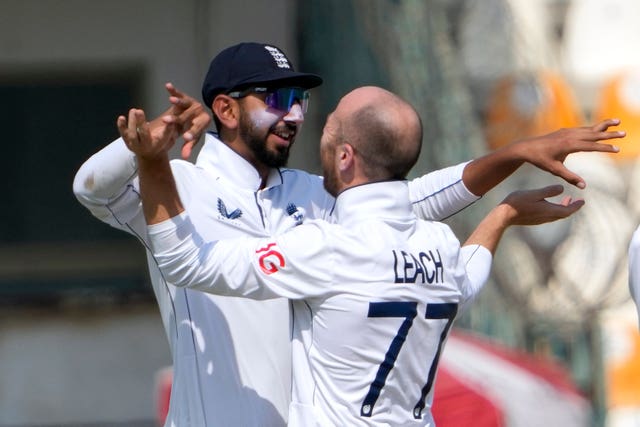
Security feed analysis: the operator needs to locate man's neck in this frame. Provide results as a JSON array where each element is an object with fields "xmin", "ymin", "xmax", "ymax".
[{"xmin": 219, "ymin": 137, "xmax": 271, "ymax": 189}]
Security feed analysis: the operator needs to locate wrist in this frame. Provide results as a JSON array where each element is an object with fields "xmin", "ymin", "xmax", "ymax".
[
  {"xmin": 137, "ymin": 154, "xmax": 173, "ymax": 179},
  {"xmin": 504, "ymin": 138, "xmax": 529, "ymax": 163},
  {"xmin": 137, "ymin": 152, "xmax": 170, "ymax": 167},
  {"xmin": 492, "ymin": 203, "xmax": 516, "ymax": 228}
]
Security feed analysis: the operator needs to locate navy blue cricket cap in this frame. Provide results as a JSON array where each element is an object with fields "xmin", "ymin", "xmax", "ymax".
[{"xmin": 201, "ymin": 42, "xmax": 323, "ymax": 108}]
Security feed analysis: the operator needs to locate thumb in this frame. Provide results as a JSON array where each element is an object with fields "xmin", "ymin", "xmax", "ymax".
[{"xmin": 535, "ymin": 184, "xmax": 565, "ymax": 200}]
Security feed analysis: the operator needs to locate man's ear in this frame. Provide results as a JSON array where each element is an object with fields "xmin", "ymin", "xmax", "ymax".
[
  {"xmin": 338, "ymin": 143, "xmax": 356, "ymax": 172},
  {"xmin": 212, "ymin": 95, "xmax": 239, "ymax": 130}
]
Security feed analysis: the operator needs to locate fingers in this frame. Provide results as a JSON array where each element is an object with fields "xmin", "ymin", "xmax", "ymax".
[
  {"xmin": 165, "ymin": 82, "xmax": 181, "ymax": 97},
  {"xmin": 533, "ymin": 186, "xmax": 584, "ymax": 218},
  {"xmin": 592, "ymin": 118, "xmax": 621, "ymax": 132},
  {"xmin": 183, "ymin": 113, "xmax": 211, "ymax": 142},
  {"xmin": 164, "ymin": 81, "xmax": 212, "ymax": 142},
  {"xmin": 117, "ymin": 109, "xmax": 146, "ymax": 144},
  {"xmin": 560, "ymin": 195, "xmax": 572, "ymax": 206},
  {"xmin": 579, "ymin": 141, "xmax": 621, "ymax": 154},
  {"xmin": 116, "ymin": 115, "xmax": 128, "ymax": 138},
  {"xmin": 166, "ymin": 82, "xmax": 191, "ymax": 113},
  {"xmin": 132, "ymin": 109, "xmax": 148, "ymax": 139},
  {"xmin": 181, "ymin": 140, "xmax": 197, "ymax": 160},
  {"xmin": 534, "ymin": 184, "xmax": 565, "ymax": 199},
  {"xmin": 554, "ymin": 198, "xmax": 585, "ymax": 218},
  {"xmin": 160, "ymin": 117, "xmax": 179, "ymax": 146},
  {"xmin": 502, "ymin": 184, "xmax": 563, "ymax": 206},
  {"xmin": 582, "ymin": 118, "xmax": 625, "ymax": 151},
  {"xmin": 173, "ymin": 100, "xmax": 211, "ymax": 136},
  {"xmin": 586, "ymin": 129, "xmax": 625, "ymax": 143},
  {"xmin": 119, "ymin": 108, "xmax": 146, "ymax": 153},
  {"xmin": 546, "ymin": 162, "xmax": 586, "ymax": 189},
  {"xmin": 504, "ymin": 185, "xmax": 584, "ymax": 225},
  {"xmin": 118, "ymin": 106, "xmax": 180, "ymax": 159}
]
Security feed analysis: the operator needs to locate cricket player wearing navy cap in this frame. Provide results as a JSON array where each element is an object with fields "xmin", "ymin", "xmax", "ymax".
[
  {"xmin": 75, "ymin": 40, "xmax": 623, "ymax": 426},
  {"xmin": 127, "ymin": 85, "xmax": 585, "ymax": 426}
]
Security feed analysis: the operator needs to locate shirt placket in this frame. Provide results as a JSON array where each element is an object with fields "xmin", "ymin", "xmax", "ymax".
[{"xmin": 255, "ymin": 189, "xmax": 272, "ymax": 232}]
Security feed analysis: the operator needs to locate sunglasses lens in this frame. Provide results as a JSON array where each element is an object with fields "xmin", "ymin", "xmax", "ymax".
[{"xmin": 265, "ymin": 88, "xmax": 309, "ymax": 113}]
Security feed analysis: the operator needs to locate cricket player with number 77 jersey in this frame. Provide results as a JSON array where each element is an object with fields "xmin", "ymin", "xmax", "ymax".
[{"xmin": 128, "ymin": 85, "xmax": 585, "ymax": 426}]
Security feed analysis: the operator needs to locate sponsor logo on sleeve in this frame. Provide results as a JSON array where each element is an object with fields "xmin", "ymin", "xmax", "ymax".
[{"xmin": 256, "ymin": 242, "xmax": 285, "ymax": 275}]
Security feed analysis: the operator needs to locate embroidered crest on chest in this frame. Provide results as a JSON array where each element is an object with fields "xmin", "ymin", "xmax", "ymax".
[
  {"xmin": 286, "ymin": 203, "xmax": 304, "ymax": 225},
  {"xmin": 217, "ymin": 198, "xmax": 243, "ymax": 220}
]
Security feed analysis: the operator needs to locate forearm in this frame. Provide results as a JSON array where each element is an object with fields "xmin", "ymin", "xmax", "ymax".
[
  {"xmin": 463, "ymin": 204, "xmax": 511, "ymax": 254},
  {"xmin": 462, "ymin": 142, "xmax": 526, "ymax": 196},
  {"xmin": 457, "ymin": 212, "xmax": 505, "ymax": 311},
  {"xmin": 137, "ymin": 155, "xmax": 184, "ymax": 224}
]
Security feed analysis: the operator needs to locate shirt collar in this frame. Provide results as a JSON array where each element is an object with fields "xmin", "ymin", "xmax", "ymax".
[
  {"xmin": 333, "ymin": 180, "xmax": 414, "ymax": 226},
  {"xmin": 196, "ymin": 132, "xmax": 283, "ymax": 190}
]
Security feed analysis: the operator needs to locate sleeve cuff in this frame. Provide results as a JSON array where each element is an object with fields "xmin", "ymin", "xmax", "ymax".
[
  {"xmin": 455, "ymin": 161, "xmax": 480, "ymax": 201},
  {"xmin": 461, "ymin": 243, "xmax": 493, "ymax": 292}
]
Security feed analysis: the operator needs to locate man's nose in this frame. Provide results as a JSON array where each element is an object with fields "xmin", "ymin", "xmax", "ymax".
[{"xmin": 283, "ymin": 103, "xmax": 304, "ymax": 124}]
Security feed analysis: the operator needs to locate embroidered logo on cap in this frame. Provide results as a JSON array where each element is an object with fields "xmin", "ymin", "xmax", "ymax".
[{"xmin": 264, "ymin": 45, "xmax": 291, "ymax": 69}]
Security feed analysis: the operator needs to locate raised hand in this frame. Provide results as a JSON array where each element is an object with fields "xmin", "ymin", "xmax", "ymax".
[
  {"xmin": 464, "ymin": 185, "xmax": 584, "ymax": 254},
  {"xmin": 162, "ymin": 82, "xmax": 212, "ymax": 160},
  {"xmin": 512, "ymin": 118, "xmax": 625, "ymax": 189},
  {"xmin": 117, "ymin": 108, "xmax": 178, "ymax": 160},
  {"xmin": 498, "ymin": 185, "xmax": 584, "ymax": 226}
]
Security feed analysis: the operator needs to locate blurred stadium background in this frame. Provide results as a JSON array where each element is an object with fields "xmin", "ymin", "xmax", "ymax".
[{"xmin": 1, "ymin": 0, "xmax": 640, "ymax": 426}]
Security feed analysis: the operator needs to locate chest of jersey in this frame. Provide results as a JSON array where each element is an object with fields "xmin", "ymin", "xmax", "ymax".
[{"xmin": 179, "ymin": 169, "xmax": 331, "ymax": 240}]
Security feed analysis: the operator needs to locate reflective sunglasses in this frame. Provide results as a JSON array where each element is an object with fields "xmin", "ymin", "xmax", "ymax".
[{"xmin": 228, "ymin": 87, "xmax": 310, "ymax": 113}]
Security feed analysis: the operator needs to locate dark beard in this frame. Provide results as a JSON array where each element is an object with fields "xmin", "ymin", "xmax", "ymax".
[
  {"xmin": 239, "ymin": 110, "xmax": 291, "ymax": 168},
  {"xmin": 247, "ymin": 134, "xmax": 290, "ymax": 168}
]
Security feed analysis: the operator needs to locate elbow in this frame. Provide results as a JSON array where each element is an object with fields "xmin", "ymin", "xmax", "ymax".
[
  {"xmin": 156, "ymin": 257, "xmax": 190, "ymax": 288},
  {"xmin": 72, "ymin": 167, "xmax": 96, "ymax": 204},
  {"xmin": 72, "ymin": 159, "xmax": 96, "ymax": 196}
]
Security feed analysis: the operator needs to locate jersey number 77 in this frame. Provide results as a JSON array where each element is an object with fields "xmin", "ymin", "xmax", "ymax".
[{"xmin": 361, "ymin": 301, "xmax": 458, "ymax": 419}]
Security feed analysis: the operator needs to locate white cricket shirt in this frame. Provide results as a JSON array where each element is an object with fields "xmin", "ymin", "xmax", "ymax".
[
  {"xmin": 73, "ymin": 132, "xmax": 480, "ymax": 426},
  {"xmin": 148, "ymin": 180, "xmax": 492, "ymax": 427}
]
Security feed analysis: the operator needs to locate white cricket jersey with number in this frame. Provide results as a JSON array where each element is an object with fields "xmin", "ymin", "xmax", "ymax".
[
  {"xmin": 148, "ymin": 180, "xmax": 492, "ymax": 427},
  {"xmin": 73, "ymin": 132, "xmax": 480, "ymax": 427},
  {"xmin": 628, "ymin": 225, "xmax": 640, "ymax": 327}
]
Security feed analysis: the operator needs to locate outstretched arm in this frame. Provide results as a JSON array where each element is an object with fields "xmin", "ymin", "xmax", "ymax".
[
  {"xmin": 409, "ymin": 119, "xmax": 623, "ymax": 221},
  {"xmin": 463, "ymin": 119, "xmax": 624, "ymax": 195},
  {"xmin": 458, "ymin": 185, "xmax": 584, "ymax": 309}
]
